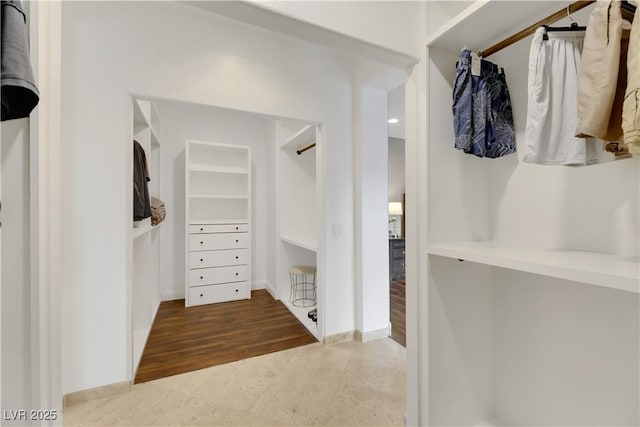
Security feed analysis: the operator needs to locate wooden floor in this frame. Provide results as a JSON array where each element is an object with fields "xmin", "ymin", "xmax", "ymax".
[
  {"xmin": 390, "ymin": 277, "xmax": 406, "ymax": 347},
  {"xmin": 135, "ymin": 290, "xmax": 317, "ymax": 383}
]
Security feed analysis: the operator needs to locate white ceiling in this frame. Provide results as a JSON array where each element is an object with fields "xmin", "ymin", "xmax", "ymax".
[{"xmin": 388, "ymin": 84, "xmax": 405, "ymax": 140}]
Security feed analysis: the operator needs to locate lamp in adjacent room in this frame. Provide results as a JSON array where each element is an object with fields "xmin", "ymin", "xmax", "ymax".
[{"xmin": 388, "ymin": 202, "xmax": 403, "ymax": 238}]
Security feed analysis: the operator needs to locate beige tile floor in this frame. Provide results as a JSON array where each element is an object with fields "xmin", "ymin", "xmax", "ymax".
[{"xmin": 64, "ymin": 338, "xmax": 406, "ymax": 427}]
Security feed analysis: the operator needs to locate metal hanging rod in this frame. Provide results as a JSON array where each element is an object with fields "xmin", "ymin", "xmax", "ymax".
[
  {"xmin": 296, "ymin": 142, "xmax": 316, "ymax": 155},
  {"xmin": 480, "ymin": 1, "xmax": 595, "ymax": 58}
]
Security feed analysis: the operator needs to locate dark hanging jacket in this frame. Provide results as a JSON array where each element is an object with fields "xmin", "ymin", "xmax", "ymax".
[
  {"xmin": 1, "ymin": 0, "xmax": 39, "ymax": 121},
  {"xmin": 133, "ymin": 141, "xmax": 152, "ymax": 221}
]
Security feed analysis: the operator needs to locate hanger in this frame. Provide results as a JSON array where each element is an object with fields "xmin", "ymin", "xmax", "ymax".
[{"xmin": 543, "ymin": 5, "xmax": 586, "ymax": 40}]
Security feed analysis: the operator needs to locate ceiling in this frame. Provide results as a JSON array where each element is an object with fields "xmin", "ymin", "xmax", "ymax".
[{"xmin": 388, "ymin": 84, "xmax": 405, "ymax": 140}]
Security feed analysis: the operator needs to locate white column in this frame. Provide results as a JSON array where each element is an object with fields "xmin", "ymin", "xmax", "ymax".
[{"xmin": 354, "ymin": 86, "xmax": 390, "ymax": 340}]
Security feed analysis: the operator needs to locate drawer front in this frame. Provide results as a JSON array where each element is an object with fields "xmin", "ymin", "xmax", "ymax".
[
  {"xmin": 189, "ymin": 223, "xmax": 248, "ymax": 234},
  {"xmin": 189, "ymin": 249, "xmax": 248, "ymax": 269},
  {"xmin": 189, "ymin": 233, "xmax": 248, "ymax": 251},
  {"xmin": 390, "ymin": 240, "xmax": 405, "ymax": 250},
  {"xmin": 188, "ymin": 282, "xmax": 250, "ymax": 306},
  {"xmin": 189, "ymin": 265, "xmax": 248, "ymax": 287}
]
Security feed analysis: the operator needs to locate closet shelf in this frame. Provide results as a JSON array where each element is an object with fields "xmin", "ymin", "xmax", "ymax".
[
  {"xmin": 425, "ymin": 0, "xmax": 573, "ymax": 53},
  {"xmin": 189, "ymin": 194, "xmax": 248, "ymax": 200},
  {"xmin": 428, "ymin": 242, "xmax": 639, "ymax": 294},
  {"xmin": 132, "ymin": 222, "xmax": 161, "ymax": 239},
  {"xmin": 188, "ymin": 164, "xmax": 248, "ymax": 174},
  {"xmin": 280, "ymin": 235, "xmax": 317, "ymax": 252},
  {"xmin": 281, "ymin": 125, "xmax": 315, "ymax": 151},
  {"xmin": 190, "ymin": 219, "xmax": 248, "ymax": 225}
]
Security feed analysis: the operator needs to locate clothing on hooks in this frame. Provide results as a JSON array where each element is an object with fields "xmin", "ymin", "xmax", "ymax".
[
  {"xmin": 1, "ymin": 0, "xmax": 39, "ymax": 121},
  {"xmin": 452, "ymin": 49, "xmax": 516, "ymax": 158},
  {"xmin": 524, "ymin": 28, "xmax": 616, "ymax": 166},
  {"xmin": 576, "ymin": 0, "xmax": 630, "ymax": 153},
  {"xmin": 133, "ymin": 140, "xmax": 152, "ymax": 221},
  {"xmin": 622, "ymin": 9, "xmax": 640, "ymax": 153}
]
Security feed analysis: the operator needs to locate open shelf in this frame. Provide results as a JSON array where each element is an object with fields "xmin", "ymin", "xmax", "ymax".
[
  {"xmin": 281, "ymin": 124, "xmax": 315, "ymax": 151},
  {"xmin": 189, "ymin": 194, "xmax": 248, "ymax": 200},
  {"xmin": 281, "ymin": 235, "xmax": 317, "ymax": 253},
  {"xmin": 188, "ymin": 164, "xmax": 248, "ymax": 174},
  {"xmin": 189, "ymin": 219, "xmax": 248, "ymax": 225},
  {"xmin": 132, "ymin": 223, "xmax": 162, "ymax": 240},
  {"xmin": 428, "ymin": 242, "xmax": 639, "ymax": 294},
  {"xmin": 281, "ymin": 296, "xmax": 319, "ymax": 341},
  {"xmin": 425, "ymin": 0, "xmax": 573, "ymax": 53}
]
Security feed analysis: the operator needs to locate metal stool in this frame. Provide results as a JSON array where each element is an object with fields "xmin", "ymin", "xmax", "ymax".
[{"xmin": 289, "ymin": 265, "xmax": 317, "ymax": 307}]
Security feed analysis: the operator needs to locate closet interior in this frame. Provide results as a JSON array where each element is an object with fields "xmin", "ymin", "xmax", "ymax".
[
  {"xmin": 425, "ymin": 1, "xmax": 639, "ymax": 426},
  {"xmin": 275, "ymin": 122, "xmax": 320, "ymax": 339},
  {"xmin": 128, "ymin": 98, "xmax": 322, "ymax": 379},
  {"xmin": 131, "ymin": 98, "xmax": 163, "ymax": 375}
]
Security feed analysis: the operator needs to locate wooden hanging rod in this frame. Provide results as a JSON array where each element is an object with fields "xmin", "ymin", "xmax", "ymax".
[
  {"xmin": 480, "ymin": 1, "xmax": 595, "ymax": 58},
  {"xmin": 296, "ymin": 142, "xmax": 316, "ymax": 155},
  {"xmin": 481, "ymin": 1, "xmax": 636, "ymax": 58}
]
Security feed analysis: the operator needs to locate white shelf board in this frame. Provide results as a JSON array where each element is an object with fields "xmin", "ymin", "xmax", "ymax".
[
  {"xmin": 188, "ymin": 140, "xmax": 249, "ymax": 151},
  {"xmin": 132, "ymin": 222, "xmax": 161, "ymax": 239},
  {"xmin": 425, "ymin": 0, "xmax": 574, "ymax": 53},
  {"xmin": 281, "ymin": 124, "xmax": 314, "ymax": 151},
  {"xmin": 133, "ymin": 326, "xmax": 151, "ymax": 373},
  {"xmin": 428, "ymin": 242, "xmax": 639, "ymax": 294},
  {"xmin": 188, "ymin": 164, "xmax": 248, "ymax": 174},
  {"xmin": 281, "ymin": 296, "xmax": 319, "ymax": 341},
  {"xmin": 281, "ymin": 235, "xmax": 317, "ymax": 253},
  {"xmin": 189, "ymin": 194, "xmax": 248, "ymax": 200},
  {"xmin": 190, "ymin": 219, "xmax": 248, "ymax": 225}
]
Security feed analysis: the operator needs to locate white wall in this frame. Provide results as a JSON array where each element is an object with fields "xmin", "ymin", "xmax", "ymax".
[
  {"xmin": 388, "ymin": 137, "xmax": 405, "ymax": 203},
  {"xmin": 60, "ymin": 0, "xmax": 379, "ymax": 394},
  {"xmin": 154, "ymin": 100, "xmax": 272, "ymax": 298},
  {"xmin": 252, "ymin": 0, "xmax": 425, "ymax": 58},
  {"xmin": 493, "ymin": 269, "xmax": 639, "ymax": 426},
  {"xmin": 1, "ymin": 119, "xmax": 32, "ymax": 423},
  {"xmin": 354, "ymin": 87, "xmax": 390, "ymax": 336}
]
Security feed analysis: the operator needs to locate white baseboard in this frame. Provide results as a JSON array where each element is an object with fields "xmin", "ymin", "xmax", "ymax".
[
  {"xmin": 63, "ymin": 381, "xmax": 131, "ymax": 408},
  {"xmin": 161, "ymin": 289, "xmax": 184, "ymax": 301},
  {"xmin": 355, "ymin": 326, "xmax": 390, "ymax": 343},
  {"xmin": 254, "ymin": 280, "xmax": 278, "ymax": 299}
]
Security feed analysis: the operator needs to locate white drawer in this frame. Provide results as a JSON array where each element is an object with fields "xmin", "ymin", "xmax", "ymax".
[
  {"xmin": 189, "ymin": 249, "xmax": 248, "ymax": 269},
  {"xmin": 189, "ymin": 233, "xmax": 248, "ymax": 251},
  {"xmin": 189, "ymin": 223, "xmax": 248, "ymax": 234},
  {"xmin": 189, "ymin": 265, "xmax": 248, "ymax": 287},
  {"xmin": 188, "ymin": 282, "xmax": 250, "ymax": 306}
]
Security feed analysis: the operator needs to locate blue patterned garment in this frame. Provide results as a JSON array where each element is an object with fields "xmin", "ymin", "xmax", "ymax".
[{"xmin": 452, "ymin": 50, "xmax": 516, "ymax": 158}]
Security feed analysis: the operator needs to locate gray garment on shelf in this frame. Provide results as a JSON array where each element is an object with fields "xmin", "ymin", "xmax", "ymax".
[{"xmin": 1, "ymin": 0, "xmax": 39, "ymax": 121}]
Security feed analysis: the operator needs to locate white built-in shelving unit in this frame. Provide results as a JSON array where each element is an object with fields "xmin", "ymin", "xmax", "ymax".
[
  {"xmin": 423, "ymin": 1, "xmax": 639, "ymax": 426},
  {"xmin": 130, "ymin": 98, "xmax": 162, "ymax": 376},
  {"xmin": 276, "ymin": 122, "xmax": 321, "ymax": 339},
  {"xmin": 185, "ymin": 141, "xmax": 251, "ymax": 307}
]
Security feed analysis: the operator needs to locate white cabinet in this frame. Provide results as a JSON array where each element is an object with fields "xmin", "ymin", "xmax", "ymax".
[
  {"xmin": 130, "ymin": 98, "xmax": 162, "ymax": 377},
  {"xmin": 420, "ymin": 2, "xmax": 639, "ymax": 426},
  {"xmin": 185, "ymin": 141, "xmax": 251, "ymax": 307}
]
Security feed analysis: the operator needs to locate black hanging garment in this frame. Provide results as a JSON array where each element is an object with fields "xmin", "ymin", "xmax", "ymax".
[
  {"xmin": 1, "ymin": 0, "xmax": 39, "ymax": 121},
  {"xmin": 133, "ymin": 141, "xmax": 152, "ymax": 221}
]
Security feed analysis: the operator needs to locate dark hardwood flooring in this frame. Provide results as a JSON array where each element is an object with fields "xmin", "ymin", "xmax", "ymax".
[
  {"xmin": 390, "ymin": 277, "xmax": 406, "ymax": 347},
  {"xmin": 135, "ymin": 290, "xmax": 317, "ymax": 384}
]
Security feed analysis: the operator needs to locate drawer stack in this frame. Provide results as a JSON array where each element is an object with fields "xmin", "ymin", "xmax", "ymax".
[{"xmin": 187, "ymin": 223, "xmax": 250, "ymax": 306}]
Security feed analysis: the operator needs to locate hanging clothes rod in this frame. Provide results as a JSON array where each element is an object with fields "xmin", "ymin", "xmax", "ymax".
[
  {"xmin": 480, "ymin": 1, "xmax": 595, "ymax": 58},
  {"xmin": 296, "ymin": 142, "xmax": 316, "ymax": 155}
]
